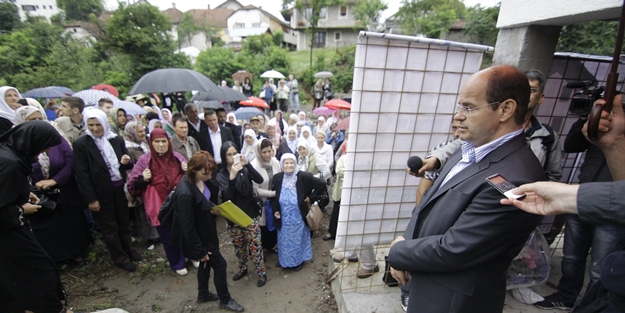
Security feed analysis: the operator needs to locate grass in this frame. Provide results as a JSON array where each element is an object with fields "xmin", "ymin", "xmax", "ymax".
[{"xmin": 289, "ymin": 48, "xmax": 338, "ymax": 75}]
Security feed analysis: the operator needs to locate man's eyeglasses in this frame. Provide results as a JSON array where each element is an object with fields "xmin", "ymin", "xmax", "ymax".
[
  {"xmin": 530, "ymin": 87, "xmax": 541, "ymax": 94},
  {"xmin": 455, "ymin": 102, "xmax": 501, "ymax": 116}
]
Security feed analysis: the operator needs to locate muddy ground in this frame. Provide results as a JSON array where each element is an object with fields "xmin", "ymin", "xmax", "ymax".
[{"xmin": 62, "ymin": 210, "xmax": 339, "ymax": 313}]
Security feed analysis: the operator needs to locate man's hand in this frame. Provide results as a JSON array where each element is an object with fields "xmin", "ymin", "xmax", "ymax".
[
  {"xmin": 201, "ymin": 252, "xmax": 212, "ymax": 262},
  {"xmin": 22, "ymin": 203, "xmax": 41, "ymax": 214},
  {"xmin": 120, "ymin": 154, "xmax": 131, "ymax": 165},
  {"xmin": 181, "ymin": 162, "xmax": 188, "ymax": 172},
  {"xmin": 583, "ymin": 94, "xmax": 625, "ymax": 151},
  {"xmin": 88, "ymin": 200, "xmax": 101, "ymax": 212},
  {"xmin": 500, "ymin": 182, "xmax": 580, "ymax": 216},
  {"xmin": 407, "ymin": 157, "xmax": 440, "ymax": 177},
  {"xmin": 143, "ymin": 169, "xmax": 152, "ymax": 182},
  {"xmin": 389, "ymin": 235, "xmax": 410, "ymax": 285},
  {"xmin": 35, "ymin": 179, "xmax": 57, "ymax": 190},
  {"xmin": 274, "ymin": 211, "xmax": 281, "ymax": 219}
]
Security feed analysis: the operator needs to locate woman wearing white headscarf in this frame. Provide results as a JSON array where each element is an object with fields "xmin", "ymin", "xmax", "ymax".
[
  {"xmin": 297, "ymin": 140, "xmax": 331, "ymax": 180},
  {"xmin": 314, "ymin": 130, "xmax": 334, "ymax": 170},
  {"xmin": 271, "ymin": 153, "xmax": 327, "ymax": 270},
  {"xmin": 227, "ymin": 112, "xmax": 239, "ymax": 126},
  {"xmin": 315, "ymin": 116, "xmax": 328, "ymax": 135},
  {"xmin": 299, "ymin": 125, "xmax": 316, "ymax": 147},
  {"xmin": 276, "ymin": 126, "xmax": 299, "ymax": 161},
  {"xmin": 73, "ymin": 109, "xmax": 141, "ymax": 272},
  {"xmin": 0, "ymin": 86, "xmax": 22, "ymax": 134},
  {"xmin": 241, "ymin": 129, "xmax": 257, "ymax": 162},
  {"xmin": 250, "ymin": 138, "xmax": 281, "ymax": 252}
]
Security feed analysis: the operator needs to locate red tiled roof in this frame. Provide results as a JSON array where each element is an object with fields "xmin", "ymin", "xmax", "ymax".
[
  {"xmin": 162, "ymin": 7, "xmax": 184, "ymax": 24},
  {"xmin": 186, "ymin": 8, "xmax": 233, "ymax": 28}
]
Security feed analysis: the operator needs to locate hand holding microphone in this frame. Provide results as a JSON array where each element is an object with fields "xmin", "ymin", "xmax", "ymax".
[{"xmin": 406, "ymin": 155, "xmax": 440, "ymax": 177}]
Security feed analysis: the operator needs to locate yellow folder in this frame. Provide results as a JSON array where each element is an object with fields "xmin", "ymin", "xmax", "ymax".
[{"xmin": 213, "ymin": 200, "xmax": 254, "ymax": 227}]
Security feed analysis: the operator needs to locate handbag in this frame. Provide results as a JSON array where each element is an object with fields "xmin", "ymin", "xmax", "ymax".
[
  {"xmin": 306, "ymin": 201, "xmax": 323, "ymax": 231},
  {"xmin": 29, "ymin": 178, "xmax": 60, "ymax": 214},
  {"xmin": 264, "ymin": 200, "xmax": 275, "ymax": 231},
  {"xmin": 157, "ymin": 189, "xmax": 176, "ymax": 226},
  {"xmin": 259, "ymin": 89, "xmax": 266, "ymax": 98}
]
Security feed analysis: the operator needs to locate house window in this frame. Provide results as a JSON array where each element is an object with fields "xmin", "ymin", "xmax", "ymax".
[
  {"xmin": 320, "ymin": 7, "xmax": 326, "ymax": 19},
  {"xmin": 304, "ymin": 7, "xmax": 326, "ymax": 20},
  {"xmin": 50, "ymin": 5, "xmax": 53, "ymax": 9},
  {"xmin": 224, "ymin": 29, "xmax": 229, "ymax": 35},
  {"xmin": 312, "ymin": 31, "xmax": 326, "ymax": 48},
  {"xmin": 22, "ymin": 5, "xmax": 36, "ymax": 11},
  {"xmin": 334, "ymin": 32, "xmax": 341, "ymax": 41},
  {"xmin": 234, "ymin": 23, "xmax": 245, "ymax": 29},
  {"xmin": 340, "ymin": 6, "xmax": 347, "ymax": 17},
  {"xmin": 252, "ymin": 23, "xmax": 260, "ymax": 28}
]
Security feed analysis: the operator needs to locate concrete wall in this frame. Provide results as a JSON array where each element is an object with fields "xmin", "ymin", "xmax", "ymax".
[{"xmin": 498, "ymin": 0, "xmax": 622, "ymax": 28}]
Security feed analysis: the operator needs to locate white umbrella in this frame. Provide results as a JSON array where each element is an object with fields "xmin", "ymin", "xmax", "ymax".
[
  {"xmin": 314, "ymin": 71, "xmax": 334, "ymax": 79},
  {"xmin": 260, "ymin": 70, "xmax": 285, "ymax": 79},
  {"xmin": 72, "ymin": 89, "xmax": 120, "ymax": 107}
]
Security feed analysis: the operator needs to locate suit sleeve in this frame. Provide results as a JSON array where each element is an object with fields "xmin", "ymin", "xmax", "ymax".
[
  {"xmin": 545, "ymin": 132, "xmax": 563, "ymax": 182},
  {"xmin": 389, "ymin": 185, "xmax": 541, "ymax": 273},
  {"xmin": 578, "ymin": 181, "xmax": 625, "ymax": 226},
  {"xmin": 73, "ymin": 141, "xmax": 97, "ymax": 204}
]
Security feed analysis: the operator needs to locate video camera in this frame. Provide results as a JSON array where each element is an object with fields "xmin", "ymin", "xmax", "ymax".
[{"xmin": 566, "ymin": 80, "xmax": 605, "ymax": 116}]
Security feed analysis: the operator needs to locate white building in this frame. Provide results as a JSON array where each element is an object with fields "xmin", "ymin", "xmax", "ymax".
[
  {"xmin": 12, "ymin": 0, "xmax": 60, "ymax": 21},
  {"xmin": 226, "ymin": 5, "xmax": 297, "ymax": 50}
]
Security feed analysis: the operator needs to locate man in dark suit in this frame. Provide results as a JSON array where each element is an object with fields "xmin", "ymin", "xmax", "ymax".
[
  {"xmin": 388, "ymin": 65, "xmax": 546, "ymax": 313},
  {"xmin": 185, "ymin": 103, "xmax": 206, "ymax": 143},
  {"xmin": 216, "ymin": 108, "xmax": 241, "ymax": 144}
]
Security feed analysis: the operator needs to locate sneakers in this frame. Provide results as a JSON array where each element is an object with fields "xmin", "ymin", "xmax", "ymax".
[
  {"xmin": 191, "ymin": 260, "xmax": 200, "ymax": 269},
  {"xmin": 175, "ymin": 268, "xmax": 188, "ymax": 276},
  {"xmin": 233, "ymin": 268, "xmax": 248, "ymax": 281},
  {"xmin": 400, "ymin": 295, "xmax": 409, "ymax": 312},
  {"xmin": 356, "ymin": 264, "xmax": 380, "ymax": 278},
  {"xmin": 220, "ymin": 299, "xmax": 244, "ymax": 312},
  {"xmin": 535, "ymin": 293, "xmax": 574, "ymax": 310}
]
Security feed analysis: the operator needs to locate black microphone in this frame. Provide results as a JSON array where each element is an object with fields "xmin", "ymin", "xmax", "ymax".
[
  {"xmin": 566, "ymin": 81, "xmax": 587, "ymax": 89},
  {"xmin": 407, "ymin": 156, "xmax": 423, "ymax": 173}
]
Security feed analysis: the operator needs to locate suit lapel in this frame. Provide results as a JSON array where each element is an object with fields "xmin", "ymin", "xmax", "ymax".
[{"xmin": 86, "ymin": 137, "xmax": 108, "ymax": 169}]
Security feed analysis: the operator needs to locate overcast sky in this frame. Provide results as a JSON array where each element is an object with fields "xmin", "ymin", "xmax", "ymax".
[{"xmin": 105, "ymin": 0, "xmax": 498, "ymax": 23}]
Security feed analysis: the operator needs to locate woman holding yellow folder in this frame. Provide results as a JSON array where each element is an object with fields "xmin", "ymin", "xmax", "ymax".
[{"xmin": 215, "ymin": 141, "xmax": 268, "ymax": 288}]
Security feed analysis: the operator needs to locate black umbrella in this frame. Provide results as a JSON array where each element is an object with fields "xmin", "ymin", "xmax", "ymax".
[
  {"xmin": 196, "ymin": 101, "xmax": 224, "ymax": 110},
  {"xmin": 128, "ymin": 68, "xmax": 219, "ymax": 94},
  {"xmin": 190, "ymin": 87, "xmax": 248, "ymax": 102}
]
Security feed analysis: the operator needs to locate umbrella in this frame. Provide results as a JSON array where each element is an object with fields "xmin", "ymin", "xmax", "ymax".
[
  {"xmin": 49, "ymin": 86, "xmax": 74, "ymax": 95},
  {"xmin": 335, "ymin": 116, "xmax": 350, "ymax": 131},
  {"xmin": 260, "ymin": 70, "xmax": 285, "ymax": 79},
  {"xmin": 92, "ymin": 84, "xmax": 119, "ymax": 97},
  {"xmin": 232, "ymin": 70, "xmax": 253, "ymax": 82},
  {"xmin": 23, "ymin": 87, "xmax": 67, "ymax": 98},
  {"xmin": 190, "ymin": 87, "xmax": 248, "ymax": 102},
  {"xmin": 312, "ymin": 107, "xmax": 337, "ymax": 115},
  {"xmin": 314, "ymin": 71, "xmax": 334, "ymax": 79},
  {"xmin": 196, "ymin": 101, "xmax": 224, "ymax": 110},
  {"xmin": 73, "ymin": 89, "xmax": 120, "ymax": 106},
  {"xmin": 128, "ymin": 68, "xmax": 219, "ymax": 94},
  {"xmin": 239, "ymin": 96, "xmax": 269, "ymax": 109},
  {"xmin": 234, "ymin": 107, "xmax": 263, "ymax": 121},
  {"xmin": 324, "ymin": 99, "xmax": 351, "ymax": 111},
  {"xmin": 116, "ymin": 100, "xmax": 147, "ymax": 116}
]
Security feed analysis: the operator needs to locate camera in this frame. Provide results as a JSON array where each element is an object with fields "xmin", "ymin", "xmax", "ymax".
[{"xmin": 566, "ymin": 80, "xmax": 605, "ymax": 116}]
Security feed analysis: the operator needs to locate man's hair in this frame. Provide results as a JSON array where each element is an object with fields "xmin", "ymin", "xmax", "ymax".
[
  {"xmin": 145, "ymin": 112, "xmax": 160, "ymax": 121},
  {"xmin": 171, "ymin": 112, "xmax": 183, "ymax": 120},
  {"xmin": 61, "ymin": 96, "xmax": 85, "ymax": 113},
  {"xmin": 172, "ymin": 116, "xmax": 186, "ymax": 127},
  {"xmin": 98, "ymin": 98, "xmax": 114, "ymax": 108},
  {"xmin": 204, "ymin": 109, "xmax": 216, "ymax": 117},
  {"xmin": 184, "ymin": 103, "xmax": 197, "ymax": 113},
  {"xmin": 485, "ymin": 65, "xmax": 530, "ymax": 125},
  {"xmin": 525, "ymin": 69, "xmax": 546, "ymax": 93},
  {"xmin": 215, "ymin": 108, "xmax": 226, "ymax": 114}
]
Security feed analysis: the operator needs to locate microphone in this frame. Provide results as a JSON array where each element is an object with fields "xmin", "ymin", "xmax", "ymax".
[
  {"xmin": 566, "ymin": 81, "xmax": 587, "ymax": 89},
  {"xmin": 407, "ymin": 156, "xmax": 423, "ymax": 173}
]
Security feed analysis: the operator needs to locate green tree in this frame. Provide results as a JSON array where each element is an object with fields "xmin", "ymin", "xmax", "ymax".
[
  {"xmin": 56, "ymin": 0, "xmax": 104, "ymax": 21},
  {"xmin": 397, "ymin": 0, "xmax": 465, "ymax": 38},
  {"xmin": 195, "ymin": 47, "xmax": 242, "ymax": 85},
  {"xmin": 176, "ymin": 12, "xmax": 201, "ymax": 49},
  {"xmin": 100, "ymin": 3, "xmax": 189, "ymax": 81},
  {"xmin": 463, "ymin": 4, "xmax": 499, "ymax": 46},
  {"xmin": 558, "ymin": 21, "xmax": 622, "ymax": 56},
  {"xmin": 0, "ymin": 0, "xmax": 21, "ymax": 33},
  {"xmin": 353, "ymin": 0, "xmax": 388, "ymax": 31},
  {"xmin": 283, "ymin": 0, "xmax": 344, "ymax": 66}
]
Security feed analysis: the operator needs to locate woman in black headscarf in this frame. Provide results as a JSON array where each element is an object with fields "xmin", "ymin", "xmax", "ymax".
[{"xmin": 0, "ymin": 121, "xmax": 80, "ymax": 313}]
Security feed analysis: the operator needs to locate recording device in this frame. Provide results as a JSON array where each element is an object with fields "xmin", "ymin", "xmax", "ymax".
[
  {"xmin": 407, "ymin": 156, "xmax": 423, "ymax": 173},
  {"xmin": 486, "ymin": 173, "xmax": 526, "ymax": 200},
  {"xmin": 233, "ymin": 154, "xmax": 241, "ymax": 165},
  {"xmin": 566, "ymin": 79, "xmax": 605, "ymax": 116}
]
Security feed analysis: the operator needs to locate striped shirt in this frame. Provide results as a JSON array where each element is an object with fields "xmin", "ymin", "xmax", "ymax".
[{"xmin": 439, "ymin": 128, "xmax": 524, "ymax": 188}]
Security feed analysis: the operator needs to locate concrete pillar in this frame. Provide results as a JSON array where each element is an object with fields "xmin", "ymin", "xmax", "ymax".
[{"xmin": 492, "ymin": 25, "xmax": 562, "ymax": 75}]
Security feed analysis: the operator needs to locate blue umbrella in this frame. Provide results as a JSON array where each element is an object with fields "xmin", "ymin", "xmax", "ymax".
[
  {"xmin": 23, "ymin": 87, "xmax": 67, "ymax": 98},
  {"xmin": 49, "ymin": 86, "xmax": 74, "ymax": 95},
  {"xmin": 234, "ymin": 107, "xmax": 263, "ymax": 121}
]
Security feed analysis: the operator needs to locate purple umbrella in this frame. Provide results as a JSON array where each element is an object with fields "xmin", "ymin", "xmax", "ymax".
[{"xmin": 313, "ymin": 106, "xmax": 337, "ymax": 116}]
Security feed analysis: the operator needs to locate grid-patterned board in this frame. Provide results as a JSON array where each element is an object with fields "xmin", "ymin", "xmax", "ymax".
[
  {"xmin": 334, "ymin": 33, "xmax": 489, "ymax": 253},
  {"xmin": 535, "ymin": 53, "xmax": 625, "ymax": 184}
]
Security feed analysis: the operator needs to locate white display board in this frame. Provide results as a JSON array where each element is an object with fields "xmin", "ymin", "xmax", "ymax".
[{"xmin": 334, "ymin": 32, "xmax": 492, "ymax": 253}]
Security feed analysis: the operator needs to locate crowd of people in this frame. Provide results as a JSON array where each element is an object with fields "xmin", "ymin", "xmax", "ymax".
[{"xmin": 0, "ymin": 83, "xmax": 346, "ymax": 313}]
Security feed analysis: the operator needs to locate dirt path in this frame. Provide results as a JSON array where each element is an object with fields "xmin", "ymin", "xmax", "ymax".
[{"xmin": 63, "ymin": 212, "xmax": 339, "ymax": 313}]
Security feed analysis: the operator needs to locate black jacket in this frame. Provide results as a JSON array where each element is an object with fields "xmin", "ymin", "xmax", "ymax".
[
  {"xmin": 197, "ymin": 125, "xmax": 236, "ymax": 160},
  {"xmin": 222, "ymin": 122, "xmax": 242, "ymax": 145},
  {"xmin": 0, "ymin": 117, "xmax": 12, "ymax": 136},
  {"xmin": 276, "ymin": 141, "xmax": 298, "ymax": 162},
  {"xmin": 73, "ymin": 135, "xmax": 133, "ymax": 209},
  {"xmin": 270, "ymin": 171, "xmax": 328, "ymax": 230},
  {"xmin": 215, "ymin": 164, "xmax": 263, "ymax": 220},
  {"xmin": 563, "ymin": 118, "xmax": 613, "ymax": 183},
  {"xmin": 187, "ymin": 119, "xmax": 207, "ymax": 144},
  {"xmin": 171, "ymin": 176, "xmax": 219, "ymax": 259}
]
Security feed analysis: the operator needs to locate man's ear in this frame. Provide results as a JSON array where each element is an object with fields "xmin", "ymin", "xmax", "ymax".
[{"xmin": 499, "ymin": 99, "xmax": 517, "ymax": 122}]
